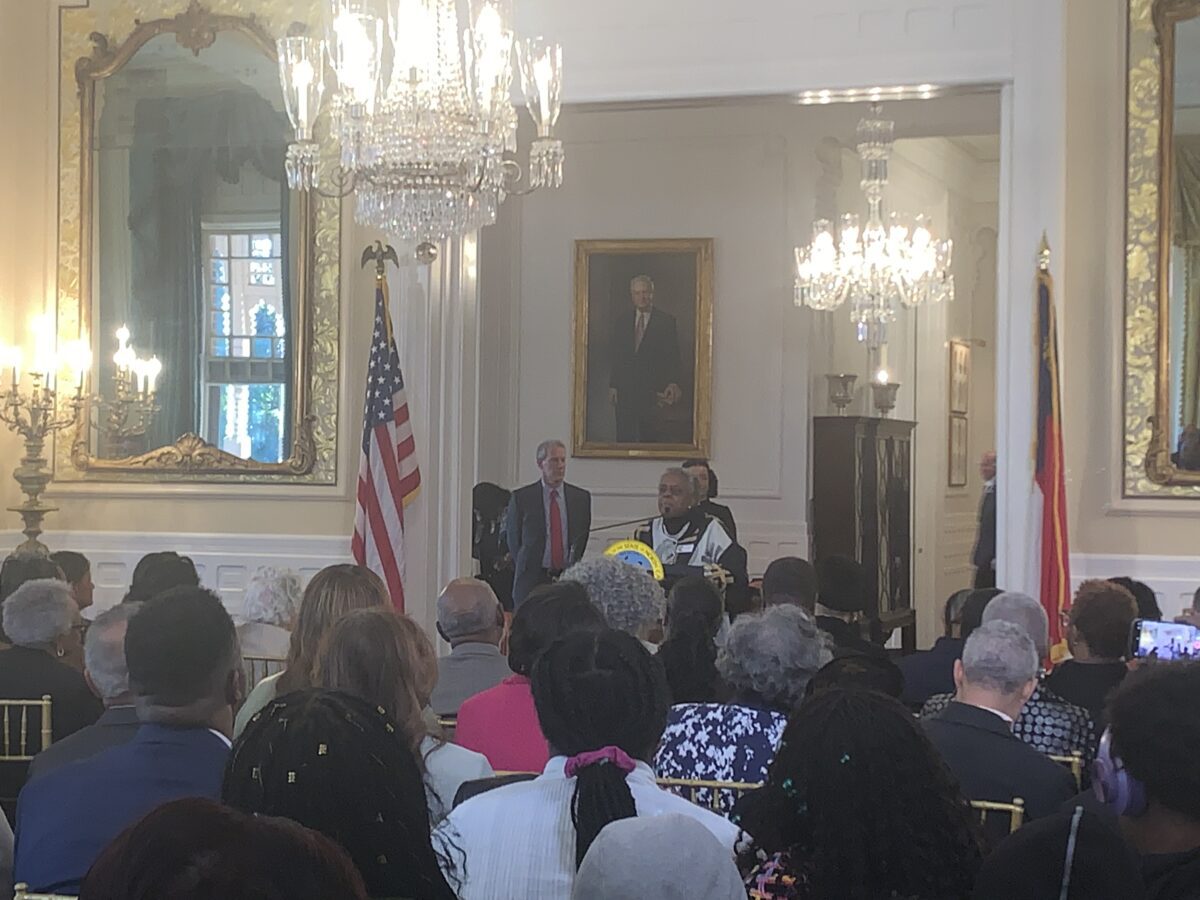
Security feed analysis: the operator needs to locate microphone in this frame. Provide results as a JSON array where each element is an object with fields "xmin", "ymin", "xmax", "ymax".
[{"xmin": 588, "ymin": 516, "xmax": 656, "ymax": 534}]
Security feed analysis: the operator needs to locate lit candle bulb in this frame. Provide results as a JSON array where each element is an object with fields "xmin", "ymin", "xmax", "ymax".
[
  {"xmin": 145, "ymin": 356, "xmax": 162, "ymax": 395},
  {"xmin": 62, "ymin": 339, "xmax": 92, "ymax": 394},
  {"xmin": 875, "ymin": 369, "xmax": 890, "ymax": 385},
  {"xmin": 0, "ymin": 344, "xmax": 22, "ymax": 391}
]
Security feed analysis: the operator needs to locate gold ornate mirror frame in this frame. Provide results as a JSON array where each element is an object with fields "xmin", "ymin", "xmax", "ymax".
[{"xmin": 55, "ymin": 0, "xmax": 340, "ymax": 483}]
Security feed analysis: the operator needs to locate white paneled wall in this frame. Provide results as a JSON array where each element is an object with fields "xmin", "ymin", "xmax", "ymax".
[
  {"xmin": 1072, "ymin": 555, "xmax": 1200, "ymax": 620},
  {"xmin": 5, "ymin": 530, "xmax": 351, "ymax": 619}
]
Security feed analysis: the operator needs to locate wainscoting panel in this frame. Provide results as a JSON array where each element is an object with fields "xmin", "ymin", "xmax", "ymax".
[
  {"xmin": 2, "ymin": 531, "xmax": 351, "ymax": 619},
  {"xmin": 1071, "ymin": 554, "xmax": 1200, "ymax": 619}
]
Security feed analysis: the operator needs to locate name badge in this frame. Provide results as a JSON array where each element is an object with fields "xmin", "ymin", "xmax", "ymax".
[{"xmin": 676, "ymin": 543, "xmax": 696, "ymax": 556}]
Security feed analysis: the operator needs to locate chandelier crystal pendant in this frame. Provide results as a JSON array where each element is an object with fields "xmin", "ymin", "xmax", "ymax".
[
  {"xmin": 794, "ymin": 104, "xmax": 953, "ymax": 343},
  {"xmin": 277, "ymin": 0, "xmax": 564, "ymax": 244}
]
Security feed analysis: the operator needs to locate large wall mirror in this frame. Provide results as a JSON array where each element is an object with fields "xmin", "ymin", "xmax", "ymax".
[
  {"xmin": 59, "ymin": 2, "xmax": 340, "ymax": 482},
  {"xmin": 1124, "ymin": 0, "xmax": 1200, "ymax": 493}
]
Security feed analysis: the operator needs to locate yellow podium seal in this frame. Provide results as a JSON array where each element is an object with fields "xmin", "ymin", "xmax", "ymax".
[{"xmin": 604, "ymin": 540, "xmax": 665, "ymax": 581}]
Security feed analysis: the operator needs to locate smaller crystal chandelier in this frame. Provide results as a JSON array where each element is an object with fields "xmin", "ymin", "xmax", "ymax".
[
  {"xmin": 277, "ymin": 0, "xmax": 564, "ymax": 246},
  {"xmin": 795, "ymin": 104, "xmax": 953, "ymax": 343}
]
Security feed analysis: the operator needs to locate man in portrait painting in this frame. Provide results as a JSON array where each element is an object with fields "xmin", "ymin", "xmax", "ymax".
[{"xmin": 608, "ymin": 275, "xmax": 683, "ymax": 443}]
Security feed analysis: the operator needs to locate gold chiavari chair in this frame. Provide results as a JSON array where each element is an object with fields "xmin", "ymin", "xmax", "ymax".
[
  {"xmin": 436, "ymin": 715, "xmax": 457, "ymax": 741},
  {"xmin": 656, "ymin": 776, "xmax": 762, "ymax": 814},
  {"xmin": 13, "ymin": 884, "xmax": 77, "ymax": 900},
  {"xmin": 0, "ymin": 696, "xmax": 53, "ymax": 762},
  {"xmin": 969, "ymin": 797, "xmax": 1026, "ymax": 835},
  {"xmin": 242, "ymin": 656, "xmax": 286, "ymax": 689},
  {"xmin": 1049, "ymin": 751, "xmax": 1085, "ymax": 790}
]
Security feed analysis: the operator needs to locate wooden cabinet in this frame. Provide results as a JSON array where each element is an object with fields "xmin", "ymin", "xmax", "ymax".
[{"xmin": 811, "ymin": 416, "xmax": 916, "ymax": 650}]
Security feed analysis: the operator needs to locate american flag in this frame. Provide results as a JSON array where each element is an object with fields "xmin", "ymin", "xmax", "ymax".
[{"xmin": 352, "ymin": 275, "xmax": 420, "ymax": 611}]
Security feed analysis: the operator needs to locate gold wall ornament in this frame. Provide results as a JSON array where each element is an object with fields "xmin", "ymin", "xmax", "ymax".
[
  {"xmin": 1123, "ymin": 0, "xmax": 1200, "ymax": 492},
  {"xmin": 55, "ymin": 0, "xmax": 340, "ymax": 483}
]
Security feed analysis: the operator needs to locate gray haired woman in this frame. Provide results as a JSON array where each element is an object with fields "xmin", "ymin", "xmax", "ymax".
[
  {"xmin": 236, "ymin": 567, "xmax": 301, "ymax": 661},
  {"xmin": 653, "ymin": 604, "xmax": 831, "ymax": 813},
  {"xmin": 561, "ymin": 557, "xmax": 664, "ymax": 651},
  {"xmin": 0, "ymin": 578, "xmax": 101, "ymax": 746}
]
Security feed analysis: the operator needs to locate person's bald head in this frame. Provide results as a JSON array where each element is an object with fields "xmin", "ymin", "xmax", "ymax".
[{"xmin": 436, "ymin": 578, "xmax": 504, "ymax": 646}]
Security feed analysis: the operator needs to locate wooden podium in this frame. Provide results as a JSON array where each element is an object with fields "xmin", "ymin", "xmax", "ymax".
[{"xmin": 811, "ymin": 416, "xmax": 916, "ymax": 650}]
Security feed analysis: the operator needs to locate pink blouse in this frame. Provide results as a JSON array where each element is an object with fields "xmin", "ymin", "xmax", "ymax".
[{"xmin": 454, "ymin": 674, "xmax": 549, "ymax": 772}]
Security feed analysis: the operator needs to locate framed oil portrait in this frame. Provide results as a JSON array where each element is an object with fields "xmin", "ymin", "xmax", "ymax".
[
  {"xmin": 572, "ymin": 238, "xmax": 714, "ymax": 458},
  {"xmin": 949, "ymin": 339, "xmax": 970, "ymax": 415},
  {"xmin": 949, "ymin": 414, "xmax": 969, "ymax": 487}
]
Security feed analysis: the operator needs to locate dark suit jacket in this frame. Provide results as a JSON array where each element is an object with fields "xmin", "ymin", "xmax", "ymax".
[
  {"xmin": 896, "ymin": 637, "xmax": 964, "ymax": 709},
  {"xmin": 26, "ymin": 705, "xmax": 140, "ymax": 782},
  {"xmin": 923, "ymin": 701, "xmax": 1076, "ymax": 824},
  {"xmin": 0, "ymin": 647, "xmax": 103, "ymax": 818},
  {"xmin": 13, "ymin": 724, "xmax": 230, "ymax": 894},
  {"xmin": 973, "ymin": 483, "xmax": 997, "ymax": 569},
  {"xmin": 816, "ymin": 616, "xmax": 889, "ymax": 661},
  {"xmin": 506, "ymin": 480, "xmax": 591, "ymax": 608},
  {"xmin": 609, "ymin": 307, "xmax": 682, "ymax": 399}
]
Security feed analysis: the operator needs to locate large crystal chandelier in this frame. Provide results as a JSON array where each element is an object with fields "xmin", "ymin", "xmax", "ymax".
[
  {"xmin": 277, "ymin": 0, "xmax": 563, "ymax": 243},
  {"xmin": 794, "ymin": 104, "xmax": 953, "ymax": 343}
]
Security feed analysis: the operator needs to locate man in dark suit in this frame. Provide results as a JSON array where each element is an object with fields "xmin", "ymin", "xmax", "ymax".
[
  {"xmin": 13, "ymin": 586, "xmax": 244, "ymax": 895},
  {"xmin": 924, "ymin": 621, "xmax": 1076, "ymax": 829},
  {"xmin": 27, "ymin": 603, "xmax": 142, "ymax": 781},
  {"xmin": 506, "ymin": 439, "xmax": 592, "ymax": 608},
  {"xmin": 973, "ymin": 450, "xmax": 997, "ymax": 588},
  {"xmin": 814, "ymin": 556, "xmax": 889, "ymax": 660},
  {"xmin": 608, "ymin": 275, "xmax": 684, "ymax": 443}
]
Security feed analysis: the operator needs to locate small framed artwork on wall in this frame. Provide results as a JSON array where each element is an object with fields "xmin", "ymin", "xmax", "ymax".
[
  {"xmin": 949, "ymin": 414, "xmax": 969, "ymax": 487},
  {"xmin": 949, "ymin": 339, "xmax": 970, "ymax": 415}
]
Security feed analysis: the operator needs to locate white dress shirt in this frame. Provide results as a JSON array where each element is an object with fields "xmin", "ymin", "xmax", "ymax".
[
  {"xmin": 422, "ymin": 736, "xmax": 494, "ymax": 824},
  {"xmin": 433, "ymin": 756, "xmax": 740, "ymax": 900}
]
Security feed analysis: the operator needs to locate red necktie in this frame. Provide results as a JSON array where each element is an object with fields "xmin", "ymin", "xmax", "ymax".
[
  {"xmin": 549, "ymin": 489, "xmax": 565, "ymax": 570},
  {"xmin": 634, "ymin": 313, "xmax": 646, "ymax": 351}
]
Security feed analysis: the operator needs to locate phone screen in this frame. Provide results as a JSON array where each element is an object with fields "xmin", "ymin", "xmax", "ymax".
[{"xmin": 1131, "ymin": 619, "xmax": 1200, "ymax": 660}]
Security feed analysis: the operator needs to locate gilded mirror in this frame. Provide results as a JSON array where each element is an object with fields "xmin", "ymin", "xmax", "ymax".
[{"xmin": 60, "ymin": 2, "xmax": 340, "ymax": 481}]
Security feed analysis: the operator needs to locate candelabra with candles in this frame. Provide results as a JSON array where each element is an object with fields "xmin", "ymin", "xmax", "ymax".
[
  {"xmin": 101, "ymin": 325, "xmax": 161, "ymax": 458},
  {"xmin": 0, "ymin": 317, "xmax": 92, "ymax": 555}
]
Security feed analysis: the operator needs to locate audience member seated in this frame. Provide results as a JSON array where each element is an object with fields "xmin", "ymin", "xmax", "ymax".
[
  {"xmin": 923, "ymin": 621, "xmax": 1076, "ymax": 825},
  {"xmin": 807, "ymin": 652, "xmax": 905, "ymax": 698},
  {"xmin": 1100, "ymin": 662, "xmax": 1200, "ymax": 899},
  {"xmin": 560, "ymin": 556, "xmax": 664, "ymax": 650},
  {"xmin": 14, "ymin": 586, "xmax": 243, "ymax": 894},
  {"xmin": 234, "ymin": 563, "xmax": 389, "ymax": 735},
  {"xmin": 1046, "ymin": 579, "xmax": 1137, "ymax": 731},
  {"xmin": 813, "ymin": 555, "xmax": 887, "ymax": 658},
  {"xmin": 224, "ymin": 690, "xmax": 459, "ymax": 900},
  {"xmin": 120, "ymin": 550, "xmax": 199, "ymax": 604},
  {"xmin": 235, "ymin": 566, "xmax": 300, "ymax": 661},
  {"xmin": 429, "ymin": 578, "xmax": 510, "ymax": 717},
  {"xmin": 572, "ymin": 813, "xmax": 746, "ymax": 900},
  {"xmin": 656, "ymin": 575, "xmax": 725, "ymax": 704},
  {"xmin": 761, "ymin": 556, "xmax": 819, "ymax": 613},
  {"xmin": 923, "ymin": 591, "xmax": 1095, "ymax": 761},
  {"xmin": 455, "ymin": 581, "xmax": 604, "ymax": 772},
  {"xmin": 897, "ymin": 587, "xmax": 1000, "ymax": 709},
  {"xmin": 79, "ymin": 798, "xmax": 369, "ymax": 900},
  {"xmin": 27, "ymin": 603, "xmax": 141, "ymax": 780},
  {"xmin": 655, "ymin": 605, "xmax": 830, "ymax": 813},
  {"xmin": 1111, "ymin": 576, "xmax": 1162, "ymax": 622},
  {"xmin": 0, "ymin": 579, "xmax": 100, "ymax": 816},
  {"xmin": 737, "ymin": 688, "xmax": 982, "ymax": 898},
  {"xmin": 312, "ymin": 607, "xmax": 492, "ymax": 822},
  {"xmin": 0, "ymin": 553, "xmax": 63, "ymax": 646},
  {"xmin": 436, "ymin": 628, "xmax": 738, "ymax": 899},
  {"xmin": 973, "ymin": 804, "xmax": 1147, "ymax": 900},
  {"xmin": 50, "ymin": 550, "xmax": 94, "ymax": 612}
]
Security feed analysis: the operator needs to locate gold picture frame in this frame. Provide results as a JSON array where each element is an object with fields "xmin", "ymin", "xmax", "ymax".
[
  {"xmin": 1124, "ymin": 0, "xmax": 1200, "ymax": 492},
  {"xmin": 572, "ymin": 238, "xmax": 714, "ymax": 459},
  {"xmin": 949, "ymin": 339, "xmax": 970, "ymax": 415},
  {"xmin": 55, "ymin": 0, "xmax": 341, "ymax": 482},
  {"xmin": 949, "ymin": 414, "xmax": 969, "ymax": 487}
]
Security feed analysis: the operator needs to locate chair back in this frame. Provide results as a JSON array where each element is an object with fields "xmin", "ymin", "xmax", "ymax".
[
  {"xmin": 656, "ymin": 776, "xmax": 762, "ymax": 814},
  {"xmin": 435, "ymin": 715, "xmax": 457, "ymax": 741},
  {"xmin": 969, "ymin": 797, "xmax": 1026, "ymax": 834},
  {"xmin": 14, "ymin": 883, "xmax": 77, "ymax": 900},
  {"xmin": 242, "ymin": 656, "xmax": 286, "ymax": 689},
  {"xmin": 0, "ymin": 695, "xmax": 53, "ymax": 761},
  {"xmin": 1049, "ymin": 751, "xmax": 1085, "ymax": 790}
]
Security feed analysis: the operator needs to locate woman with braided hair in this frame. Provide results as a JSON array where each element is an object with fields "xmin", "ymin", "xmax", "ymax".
[
  {"xmin": 656, "ymin": 575, "xmax": 725, "ymax": 704},
  {"xmin": 737, "ymin": 688, "xmax": 983, "ymax": 899},
  {"xmin": 434, "ymin": 628, "xmax": 738, "ymax": 899}
]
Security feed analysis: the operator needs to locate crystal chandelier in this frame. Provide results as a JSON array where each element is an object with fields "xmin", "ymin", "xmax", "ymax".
[
  {"xmin": 794, "ymin": 104, "xmax": 953, "ymax": 343},
  {"xmin": 277, "ymin": 0, "xmax": 564, "ymax": 244}
]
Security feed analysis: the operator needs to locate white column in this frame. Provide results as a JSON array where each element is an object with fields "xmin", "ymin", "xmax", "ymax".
[{"xmin": 996, "ymin": 0, "xmax": 1067, "ymax": 593}]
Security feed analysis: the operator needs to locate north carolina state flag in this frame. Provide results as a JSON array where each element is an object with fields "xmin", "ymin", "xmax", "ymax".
[{"xmin": 1034, "ymin": 268, "xmax": 1070, "ymax": 661}]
